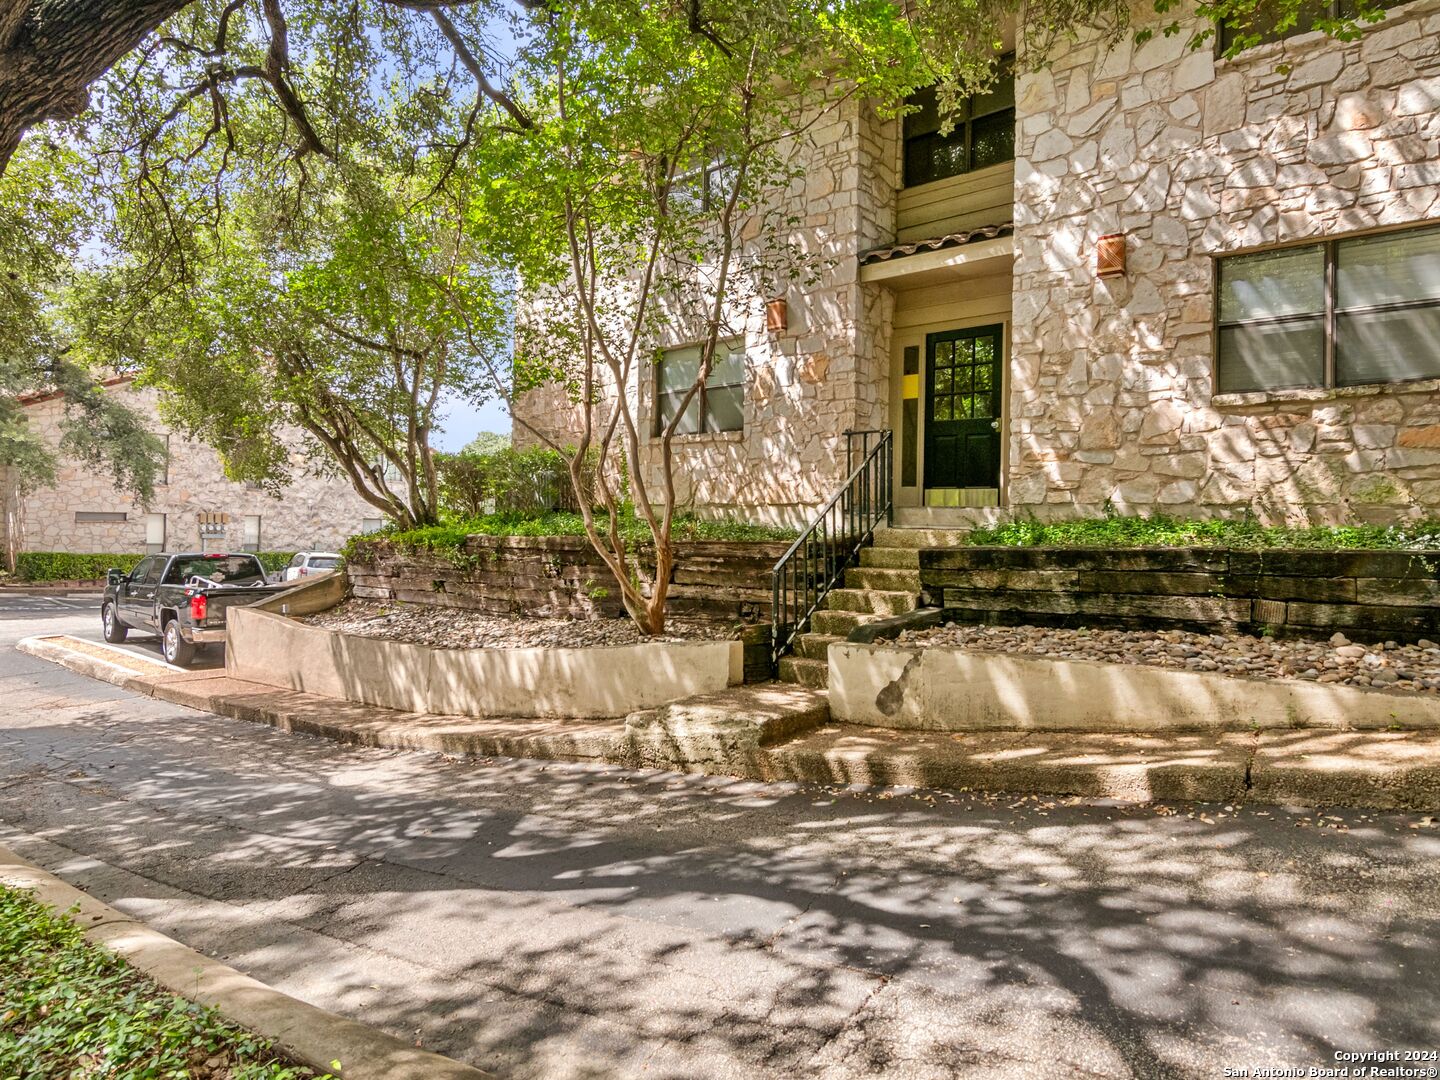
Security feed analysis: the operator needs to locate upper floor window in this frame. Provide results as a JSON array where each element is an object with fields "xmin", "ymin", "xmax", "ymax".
[
  {"xmin": 1216, "ymin": 222, "xmax": 1440, "ymax": 393},
  {"xmin": 654, "ymin": 338, "xmax": 745, "ymax": 435},
  {"xmin": 1219, "ymin": 0, "xmax": 1398, "ymax": 51},
  {"xmin": 902, "ymin": 57, "xmax": 1015, "ymax": 188}
]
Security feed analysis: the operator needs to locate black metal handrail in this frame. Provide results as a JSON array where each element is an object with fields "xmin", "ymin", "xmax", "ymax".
[{"xmin": 770, "ymin": 429, "xmax": 893, "ymax": 674}]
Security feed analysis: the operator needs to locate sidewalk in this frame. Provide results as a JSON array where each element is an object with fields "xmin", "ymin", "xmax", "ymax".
[{"xmin": 19, "ymin": 633, "xmax": 1440, "ymax": 811}]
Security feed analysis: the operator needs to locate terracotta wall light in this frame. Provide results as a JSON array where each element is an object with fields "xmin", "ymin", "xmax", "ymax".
[
  {"xmin": 1096, "ymin": 233, "xmax": 1126, "ymax": 278},
  {"xmin": 765, "ymin": 297, "xmax": 788, "ymax": 333}
]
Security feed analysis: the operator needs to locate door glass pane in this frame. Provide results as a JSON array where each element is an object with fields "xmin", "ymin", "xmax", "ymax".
[
  {"xmin": 933, "ymin": 397, "xmax": 952, "ymax": 421},
  {"xmin": 1217, "ymin": 319, "xmax": 1325, "ymax": 392},
  {"xmin": 974, "ymin": 364, "xmax": 993, "ymax": 391},
  {"xmin": 934, "ymin": 368, "xmax": 953, "ymax": 393},
  {"xmin": 1337, "ymin": 225, "xmax": 1440, "ymax": 309},
  {"xmin": 1218, "ymin": 246, "xmax": 1325, "ymax": 322},
  {"xmin": 1336, "ymin": 306, "xmax": 1440, "ymax": 385}
]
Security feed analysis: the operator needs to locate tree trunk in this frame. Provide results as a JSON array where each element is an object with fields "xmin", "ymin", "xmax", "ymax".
[{"xmin": 0, "ymin": 0, "xmax": 190, "ymax": 177}]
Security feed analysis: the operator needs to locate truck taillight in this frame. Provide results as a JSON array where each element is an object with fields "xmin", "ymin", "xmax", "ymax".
[{"xmin": 190, "ymin": 593, "xmax": 207, "ymax": 621}]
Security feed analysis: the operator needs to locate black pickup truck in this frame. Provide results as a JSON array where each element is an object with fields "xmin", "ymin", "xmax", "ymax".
[{"xmin": 101, "ymin": 552, "xmax": 292, "ymax": 666}]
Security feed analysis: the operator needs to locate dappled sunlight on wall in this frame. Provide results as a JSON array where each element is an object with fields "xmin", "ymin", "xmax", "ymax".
[{"xmin": 1010, "ymin": 0, "xmax": 1440, "ymax": 524}]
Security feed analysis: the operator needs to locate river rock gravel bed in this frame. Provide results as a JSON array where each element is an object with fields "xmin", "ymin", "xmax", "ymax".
[
  {"xmin": 299, "ymin": 599, "xmax": 739, "ymax": 649},
  {"xmin": 896, "ymin": 624, "xmax": 1440, "ymax": 692}
]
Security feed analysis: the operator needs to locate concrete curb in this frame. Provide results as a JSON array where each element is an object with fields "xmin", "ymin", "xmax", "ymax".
[
  {"xmin": 17, "ymin": 634, "xmax": 171, "ymax": 694},
  {"xmin": 0, "ymin": 845, "xmax": 492, "ymax": 1080},
  {"xmin": 22, "ymin": 632, "xmax": 1440, "ymax": 811}
]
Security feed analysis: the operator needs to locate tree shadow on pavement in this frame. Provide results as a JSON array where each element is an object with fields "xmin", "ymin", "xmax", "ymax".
[{"xmin": 0, "ymin": 706, "xmax": 1437, "ymax": 1080}]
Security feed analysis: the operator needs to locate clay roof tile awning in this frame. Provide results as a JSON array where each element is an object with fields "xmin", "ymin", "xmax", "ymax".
[{"xmin": 859, "ymin": 222, "xmax": 1014, "ymax": 266}]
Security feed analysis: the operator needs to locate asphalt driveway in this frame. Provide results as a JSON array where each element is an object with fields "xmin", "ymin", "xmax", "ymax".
[{"xmin": 1, "ymin": 600, "xmax": 1437, "ymax": 1078}]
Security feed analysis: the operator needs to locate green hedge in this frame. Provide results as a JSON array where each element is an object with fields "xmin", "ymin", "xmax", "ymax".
[
  {"xmin": 966, "ymin": 514, "xmax": 1440, "ymax": 551},
  {"xmin": 13, "ymin": 551, "xmax": 298, "ymax": 582},
  {"xmin": 345, "ymin": 509, "xmax": 797, "ymax": 563}
]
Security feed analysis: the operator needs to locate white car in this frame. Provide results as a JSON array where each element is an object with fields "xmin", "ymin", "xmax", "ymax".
[{"xmin": 281, "ymin": 551, "xmax": 344, "ymax": 581}]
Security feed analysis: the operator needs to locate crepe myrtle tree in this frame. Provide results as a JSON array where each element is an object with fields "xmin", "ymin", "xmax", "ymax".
[
  {"xmin": 75, "ymin": 159, "xmax": 506, "ymax": 531},
  {"xmin": 442, "ymin": 0, "xmax": 927, "ymax": 635}
]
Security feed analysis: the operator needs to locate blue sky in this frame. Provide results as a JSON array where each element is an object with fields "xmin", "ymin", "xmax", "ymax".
[{"xmin": 434, "ymin": 393, "xmax": 511, "ymax": 451}]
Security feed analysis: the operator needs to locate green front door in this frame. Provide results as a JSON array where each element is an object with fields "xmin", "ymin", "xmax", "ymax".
[{"xmin": 923, "ymin": 324, "xmax": 1002, "ymax": 491}]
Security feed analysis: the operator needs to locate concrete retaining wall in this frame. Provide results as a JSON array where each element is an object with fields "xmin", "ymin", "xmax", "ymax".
[
  {"xmin": 226, "ymin": 606, "xmax": 743, "ymax": 719},
  {"xmin": 922, "ymin": 547, "xmax": 1440, "ymax": 643},
  {"xmin": 828, "ymin": 641, "xmax": 1440, "ymax": 733}
]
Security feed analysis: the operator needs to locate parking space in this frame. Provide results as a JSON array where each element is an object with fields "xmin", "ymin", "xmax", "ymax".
[{"xmin": 0, "ymin": 591, "xmax": 223, "ymax": 671}]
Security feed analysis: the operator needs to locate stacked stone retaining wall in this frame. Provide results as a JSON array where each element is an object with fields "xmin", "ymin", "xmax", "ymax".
[
  {"xmin": 347, "ymin": 536, "xmax": 786, "ymax": 681},
  {"xmin": 920, "ymin": 547, "xmax": 1440, "ymax": 642}
]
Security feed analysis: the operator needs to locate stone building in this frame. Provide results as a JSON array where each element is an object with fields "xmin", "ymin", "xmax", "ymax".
[
  {"xmin": 0, "ymin": 379, "xmax": 383, "ymax": 557},
  {"xmin": 515, "ymin": 0, "xmax": 1440, "ymax": 528}
]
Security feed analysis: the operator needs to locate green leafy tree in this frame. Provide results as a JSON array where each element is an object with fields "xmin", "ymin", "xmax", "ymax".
[
  {"xmin": 0, "ymin": 140, "xmax": 166, "ymax": 569},
  {"xmin": 80, "ymin": 158, "xmax": 508, "ymax": 530}
]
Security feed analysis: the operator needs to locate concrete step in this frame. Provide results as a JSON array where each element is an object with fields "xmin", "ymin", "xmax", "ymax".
[
  {"xmin": 844, "ymin": 567, "xmax": 922, "ymax": 592},
  {"xmin": 873, "ymin": 528, "xmax": 972, "ymax": 549},
  {"xmin": 778, "ymin": 655, "xmax": 829, "ymax": 689},
  {"xmin": 825, "ymin": 588, "xmax": 919, "ymax": 616},
  {"xmin": 860, "ymin": 547, "xmax": 922, "ymax": 569},
  {"xmin": 810, "ymin": 609, "xmax": 877, "ymax": 636},
  {"xmin": 795, "ymin": 633, "xmax": 843, "ymax": 661}
]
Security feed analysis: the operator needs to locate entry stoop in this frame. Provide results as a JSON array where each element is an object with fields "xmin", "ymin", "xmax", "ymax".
[{"xmin": 777, "ymin": 529, "xmax": 930, "ymax": 689}]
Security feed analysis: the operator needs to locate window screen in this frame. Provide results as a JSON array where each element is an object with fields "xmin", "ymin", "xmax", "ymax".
[
  {"xmin": 1215, "ymin": 223, "xmax": 1440, "ymax": 393},
  {"xmin": 655, "ymin": 339, "xmax": 746, "ymax": 435}
]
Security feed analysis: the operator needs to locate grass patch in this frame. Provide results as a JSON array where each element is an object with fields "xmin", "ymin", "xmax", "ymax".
[
  {"xmin": 966, "ymin": 514, "xmax": 1440, "ymax": 550},
  {"xmin": 347, "ymin": 508, "xmax": 797, "ymax": 561},
  {"xmin": 0, "ymin": 885, "xmax": 332, "ymax": 1079}
]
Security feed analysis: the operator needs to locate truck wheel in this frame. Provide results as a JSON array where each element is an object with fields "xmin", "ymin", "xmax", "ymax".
[
  {"xmin": 162, "ymin": 618, "xmax": 196, "ymax": 667},
  {"xmin": 102, "ymin": 603, "xmax": 128, "ymax": 643}
]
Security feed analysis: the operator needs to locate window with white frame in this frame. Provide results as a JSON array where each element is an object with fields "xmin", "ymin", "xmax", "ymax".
[
  {"xmin": 1215, "ymin": 223, "xmax": 1440, "ymax": 394},
  {"xmin": 143, "ymin": 513, "xmax": 166, "ymax": 554},
  {"xmin": 241, "ymin": 514, "xmax": 262, "ymax": 552},
  {"xmin": 654, "ymin": 338, "xmax": 745, "ymax": 436},
  {"xmin": 361, "ymin": 517, "xmax": 386, "ymax": 534}
]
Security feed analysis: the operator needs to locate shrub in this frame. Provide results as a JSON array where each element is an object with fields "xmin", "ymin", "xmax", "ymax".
[
  {"xmin": 13, "ymin": 551, "xmax": 298, "ymax": 582},
  {"xmin": 966, "ymin": 513, "xmax": 1440, "ymax": 551},
  {"xmin": 436, "ymin": 444, "xmax": 619, "ymax": 519},
  {"xmin": 345, "ymin": 508, "xmax": 796, "ymax": 565}
]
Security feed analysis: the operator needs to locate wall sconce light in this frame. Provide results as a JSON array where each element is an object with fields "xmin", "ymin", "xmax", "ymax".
[
  {"xmin": 1096, "ymin": 233, "xmax": 1126, "ymax": 278},
  {"xmin": 765, "ymin": 297, "xmax": 788, "ymax": 333}
]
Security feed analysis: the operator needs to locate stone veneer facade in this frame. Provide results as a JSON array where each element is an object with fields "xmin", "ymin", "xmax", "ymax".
[
  {"xmin": 1, "ymin": 381, "xmax": 380, "ymax": 556},
  {"xmin": 1010, "ymin": 0, "xmax": 1440, "ymax": 523},
  {"xmin": 516, "ymin": 0, "xmax": 1440, "ymax": 527},
  {"xmin": 513, "ymin": 95, "xmax": 898, "ymax": 528}
]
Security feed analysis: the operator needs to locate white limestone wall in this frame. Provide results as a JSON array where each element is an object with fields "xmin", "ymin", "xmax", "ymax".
[
  {"xmin": 6, "ymin": 383, "xmax": 379, "ymax": 554},
  {"xmin": 1010, "ymin": 0, "xmax": 1440, "ymax": 524},
  {"xmin": 513, "ymin": 96, "xmax": 897, "ymax": 528}
]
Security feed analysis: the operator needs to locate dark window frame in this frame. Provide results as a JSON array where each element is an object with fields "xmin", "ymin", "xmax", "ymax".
[
  {"xmin": 1214, "ymin": 222, "xmax": 1440, "ymax": 394},
  {"xmin": 1217, "ymin": 0, "xmax": 1399, "ymax": 53},
  {"xmin": 75, "ymin": 511, "xmax": 127, "ymax": 523},
  {"xmin": 653, "ymin": 338, "xmax": 746, "ymax": 437},
  {"xmin": 902, "ymin": 56, "xmax": 1016, "ymax": 189}
]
